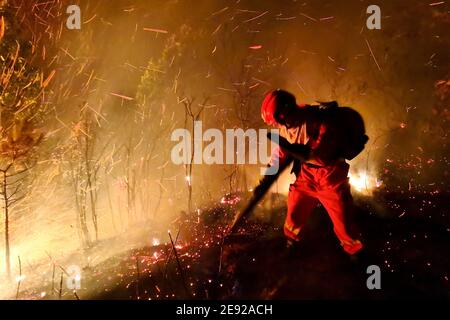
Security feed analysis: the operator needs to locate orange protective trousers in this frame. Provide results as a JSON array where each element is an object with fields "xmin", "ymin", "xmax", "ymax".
[{"xmin": 284, "ymin": 161, "xmax": 363, "ymax": 255}]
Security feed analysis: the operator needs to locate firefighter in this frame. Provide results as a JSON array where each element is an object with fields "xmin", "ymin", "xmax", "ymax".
[{"xmin": 261, "ymin": 89, "xmax": 365, "ymax": 255}]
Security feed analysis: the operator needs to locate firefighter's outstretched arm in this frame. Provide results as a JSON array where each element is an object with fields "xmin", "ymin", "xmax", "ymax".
[
  {"xmin": 267, "ymin": 132, "xmax": 311, "ymax": 162},
  {"xmin": 228, "ymin": 135, "xmax": 312, "ymax": 234}
]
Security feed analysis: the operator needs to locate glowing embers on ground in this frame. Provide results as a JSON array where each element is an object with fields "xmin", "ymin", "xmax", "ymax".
[
  {"xmin": 220, "ymin": 193, "xmax": 241, "ymax": 205},
  {"xmin": 348, "ymin": 170, "xmax": 382, "ymax": 195}
]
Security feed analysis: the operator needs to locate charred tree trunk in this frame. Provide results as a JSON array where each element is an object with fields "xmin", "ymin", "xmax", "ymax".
[
  {"xmin": 83, "ymin": 121, "xmax": 98, "ymax": 242},
  {"xmin": 70, "ymin": 161, "xmax": 91, "ymax": 248},
  {"xmin": 2, "ymin": 171, "xmax": 11, "ymax": 278},
  {"xmin": 86, "ymin": 168, "xmax": 98, "ymax": 241},
  {"xmin": 105, "ymin": 175, "xmax": 118, "ymax": 234},
  {"xmin": 125, "ymin": 145, "xmax": 136, "ymax": 224}
]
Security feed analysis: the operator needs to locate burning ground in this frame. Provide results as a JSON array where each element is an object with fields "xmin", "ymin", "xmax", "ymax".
[{"xmin": 13, "ymin": 188, "xmax": 450, "ymax": 300}]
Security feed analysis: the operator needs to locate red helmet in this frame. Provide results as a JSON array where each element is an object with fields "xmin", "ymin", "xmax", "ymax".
[{"xmin": 261, "ymin": 89, "xmax": 297, "ymax": 125}]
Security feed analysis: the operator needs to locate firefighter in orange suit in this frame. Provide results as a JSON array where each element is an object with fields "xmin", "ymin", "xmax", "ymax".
[{"xmin": 261, "ymin": 89, "xmax": 365, "ymax": 255}]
